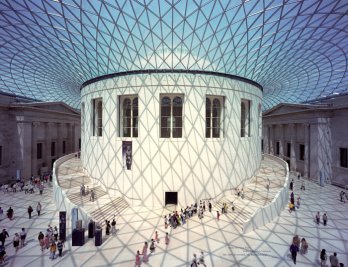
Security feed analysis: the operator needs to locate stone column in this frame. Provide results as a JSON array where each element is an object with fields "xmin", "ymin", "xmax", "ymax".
[
  {"xmin": 278, "ymin": 124, "xmax": 284, "ymax": 158},
  {"xmin": 67, "ymin": 123, "xmax": 72, "ymax": 153},
  {"xmin": 304, "ymin": 123, "xmax": 310, "ymax": 178},
  {"xmin": 269, "ymin": 125, "xmax": 274, "ymax": 155},
  {"xmin": 289, "ymin": 123, "xmax": 297, "ymax": 172},
  {"xmin": 57, "ymin": 123, "xmax": 62, "ymax": 157},
  {"xmin": 31, "ymin": 122, "xmax": 40, "ymax": 175}
]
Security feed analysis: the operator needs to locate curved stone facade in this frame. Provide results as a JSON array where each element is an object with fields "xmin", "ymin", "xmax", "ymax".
[{"xmin": 81, "ymin": 71, "xmax": 262, "ymax": 207}]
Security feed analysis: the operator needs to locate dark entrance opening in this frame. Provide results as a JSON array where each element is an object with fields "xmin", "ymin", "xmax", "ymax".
[
  {"xmin": 165, "ymin": 192, "xmax": 178, "ymax": 206},
  {"xmin": 286, "ymin": 159, "xmax": 290, "ymax": 170}
]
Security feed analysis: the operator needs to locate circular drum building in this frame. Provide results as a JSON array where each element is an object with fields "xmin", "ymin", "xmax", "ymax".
[{"xmin": 81, "ymin": 70, "xmax": 262, "ymax": 207}]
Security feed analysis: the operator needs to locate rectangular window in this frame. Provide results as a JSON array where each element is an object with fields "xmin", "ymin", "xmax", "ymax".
[
  {"xmin": 51, "ymin": 142, "xmax": 55, "ymax": 157},
  {"xmin": 340, "ymin": 147, "xmax": 348, "ymax": 168},
  {"xmin": 62, "ymin": 141, "xmax": 66, "ymax": 154},
  {"xmin": 0, "ymin": 145, "xmax": 2, "ymax": 165},
  {"xmin": 160, "ymin": 94, "xmax": 183, "ymax": 138},
  {"xmin": 299, "ymin": 144, "xmax": 305, "ymax": 161},
  {"xmin": 276, "ymin": 141, "xmax": 280, "ymax": 155},
  {"xmin": 206, "ymin": 96, "xmax": 224, "ymax": 138},
  {"xmin": 37, "ymin": 143, "xmax": 42, "ymax": 159},
  {"xmin": 241, "ymin": 99, "xmax": 251, "ymax": 137},
  {"xmin": 287, "ymin": 143, "xmax": 291, "ymax": 157},
  {"xmin": 119, "ymin": 95, "xmax": 138, "ymax": 137},
  {"xmin": 92, "ymin": 98, "xmax": 103, "ymax": 136}
]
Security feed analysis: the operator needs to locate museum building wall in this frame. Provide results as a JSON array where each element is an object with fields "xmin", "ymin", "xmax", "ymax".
[
  {"xmin": 0, "ymin": 93, "xmax": 81, "ymax": 183},
  {"xmin": 262, "ymin": 95, "xmax": 348, "ymax": 187},
  {"xmin": 81, "ymin": 71, "xmax": 262, "ymax": 207}
]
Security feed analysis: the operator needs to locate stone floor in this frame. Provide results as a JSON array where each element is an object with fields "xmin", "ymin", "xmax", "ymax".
[{"xmin": 0, "ymin": 170, "xmax": 347, "ymax": 266}]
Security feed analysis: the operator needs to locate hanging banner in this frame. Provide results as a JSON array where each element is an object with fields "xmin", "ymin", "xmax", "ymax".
[{"xmin": 122, "ymin": 141, "xmax": 132, "ymax": 170}]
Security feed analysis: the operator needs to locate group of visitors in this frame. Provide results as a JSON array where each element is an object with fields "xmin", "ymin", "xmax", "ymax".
[
  {"xmin": 38, "ymin": 225, "xmax": 64, "ymax": 260},
  {"xmin": 135, "ymin": 231, "xmax": 168, "ymax": 266},
  {"xmin": 27, "ymin": 202, "xmax": 41, "ymax": 219},
  {"xmin": 320, "ymin": 249, "xmax": 344, "ymax": 267},
  {"xmin": 104, "ymin": 218, "xmax": 117, "ymax": 236},
  {"xmin": 191, "ymin": 251, "xmax": 207, "ymax": 267},
  {"xmin": 315, "ymin": 211, "xmax": 328, "ymax": 226},
  {"xmin": 80, "ymin": 183, "xmax": 95, "ymax": 201},
  {"xmin": 289, "ymin": 235, "xmax": 309, "ymax": 264}
]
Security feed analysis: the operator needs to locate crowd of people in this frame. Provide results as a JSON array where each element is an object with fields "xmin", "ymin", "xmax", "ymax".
[{"xmin": 37, "ymin": 225, "xmax": 65, "ymax": 260}]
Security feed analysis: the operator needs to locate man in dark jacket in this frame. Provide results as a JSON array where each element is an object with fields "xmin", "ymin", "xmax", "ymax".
[
  {"xmin": 290, "ymin": 243, "xmax": 299, "ymax": 264},
  {"xmin": 0, "ymin": 229, "xmax": 9, "ymax": 246}
]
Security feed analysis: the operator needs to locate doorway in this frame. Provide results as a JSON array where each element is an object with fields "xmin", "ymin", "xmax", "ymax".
[{"xmin": 165, "ymin": 192, "xmax": 178, "ymax": 206}]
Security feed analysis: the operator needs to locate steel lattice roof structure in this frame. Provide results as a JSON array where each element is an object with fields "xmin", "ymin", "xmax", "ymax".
[{"xmin": 1, "ymin": 0, "xmax": 347, "ymax": 110}]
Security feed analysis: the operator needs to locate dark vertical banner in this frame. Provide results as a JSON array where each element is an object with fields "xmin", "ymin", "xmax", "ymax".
[
  {"xmin": 59, "ymin": 211, "xmax": 66, "ymax": 241},
  {"xmin": 122, "ymin": 141, "xmax": 132, "ymax": 170}
]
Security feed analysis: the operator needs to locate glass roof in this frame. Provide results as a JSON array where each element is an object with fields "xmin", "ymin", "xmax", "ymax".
[{"xmin": 0, "ymin": 0, "xmax": 347, "ymax": 110}]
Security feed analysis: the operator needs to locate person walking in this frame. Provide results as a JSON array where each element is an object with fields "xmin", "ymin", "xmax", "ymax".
[
  {"xmin": 296, "ymin": 197, "xmax": 301, "ymax": 209},
  {"xmin": 111, "ymin": 218, "xmax": 116, "ymax": 235},
  {"xmin": 20, "ymin": 228, "xmax": 27, "ymax": 247},
  {"xmin": 289, "ymin": 179, "xmax": 294, "ymax": 190},
  {"xmin": 57, "ymin": 239, "xmax": 64, "ymax": 257},
  {"xmin": 36, "ymin": 202, "xmax": 41, "ymax": 216},
  {"xmin": 316, "ymin": 212, "xmax": 320, "ymax": 225},
  {"xmin": 300, "ymin": 238, "xmax": 308, "ymax": 254},
  {"xmin": 13, "ymin": 233, "xmax": 20, "ymax": 252},
  {"xmin": 28, "ymin": 205, "xmax": 33, "ymax": 219},
  {"xmin": 320, "ymin": 249, "xmax": 327, "ymax": 266},
  {"xmin": 53, "ymin": 226, "xmax": 58, "ymax": 241},
  {"xmin": 0, "ymin": 229, "xmax": 9, "ymax": 247},
  {"xmin": 90, "ymin": 189, "xmax": 95, "ymax": 201},
  {"xmin": 329, "ymin": 252, "xmax": 339, "ymax": 267},
  {"xmin": 154, "ymin": 231, "xmax": 159, "ymax": 243},
  {"xmin": 49, "ymin": 241, "xmax": 57, "ymax": 260},
  {"xmin": 135, "ymin": 250, "xmax": 141, "ymax": 267},
  {"xmin": 149, "ymin": 239, "xmax": 156, "ymax": 253},
  {"xmin": 217, "ymin": 211, "xmax": 220, "ymax": 221},
  {"xmin": 323, "ymin": 213, "xmax": 328, "ymax": 226},
  {"xmin": 290, "ymin": 242, "xmax": 299, "ymax": 264},
  {"xmin": 208, "ymin": 202, "xmax": 212, "ymax": 212},
  {"xmin": 38, "ymin": 231, "xmax": 45, "ymax": 251},
  {"xmin": 0, "ymin": 207, "xmax": 3, "ymax": 221},
  {"xmin": 7, "ymin": 207, "xmax": 14, "ymax": 220},
  {"xmin": 191, "ymin": 253, "xmax": 198, "ymax": 267},
  {"xmin": 141, "ymin": 241, "xmax": 148, "ymax": 263},
  {"xmin": 199, "ymin": 251, "xmax": 207, "ymax": 267},
  {"xmin": 165, "ymin": 232, "xmax": 169, "ymax": 245}
]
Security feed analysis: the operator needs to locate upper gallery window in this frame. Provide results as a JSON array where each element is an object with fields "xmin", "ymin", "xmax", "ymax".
[
  {"xmin": 241, "ymin": 99, "xmax": 251, "ymax": 137},
  {"xmin": 120, "ymin": 95, "xmax": 138, "ymax": 137},
  {"xmin": 92, "ymin": 98, "xmax": 103, "ymax": 137},
  {"xmin": 206, "ymin": 96, "xmax": 224, "ymax": 138},
  {"xmin": 160, "ymin": 95, "xmax": 183, "ymax": 138}
]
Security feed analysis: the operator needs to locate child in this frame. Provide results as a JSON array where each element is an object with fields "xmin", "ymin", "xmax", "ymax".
[{"xmin": 49, "ymin": 242, "xmax": 57, "ymax": 260}]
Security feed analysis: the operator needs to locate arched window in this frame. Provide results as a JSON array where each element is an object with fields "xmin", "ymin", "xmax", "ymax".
[
  {"xmin": 206, "ymin": 96, "xmax": 223, "ymax": 138},
  {"xmin": 241, "ymin": 99, "xmax": 251, "ymax": 137},
  {"xmin": 92, "ymin": 98, "xmax": 103, "ymax": 137},
  {"xmin": 120, "ymin": 95, "xmax": 138, "ymax": 137},
  {"xmin": 160, "ymin": 95, "xmax": 183, "ymax": 138}
]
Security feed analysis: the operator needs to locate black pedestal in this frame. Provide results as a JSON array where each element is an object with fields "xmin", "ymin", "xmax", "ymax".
[
  {"xmin": 95, "ymin": 229, "xmax": 102, "ymax": 246},
  {"xmin": 72, "ymin": 228, "xmax": 85, "ymax": 246},
  {"xmin": 88, "ymin": 221, "xmax": 95, "ymax": 238}
]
